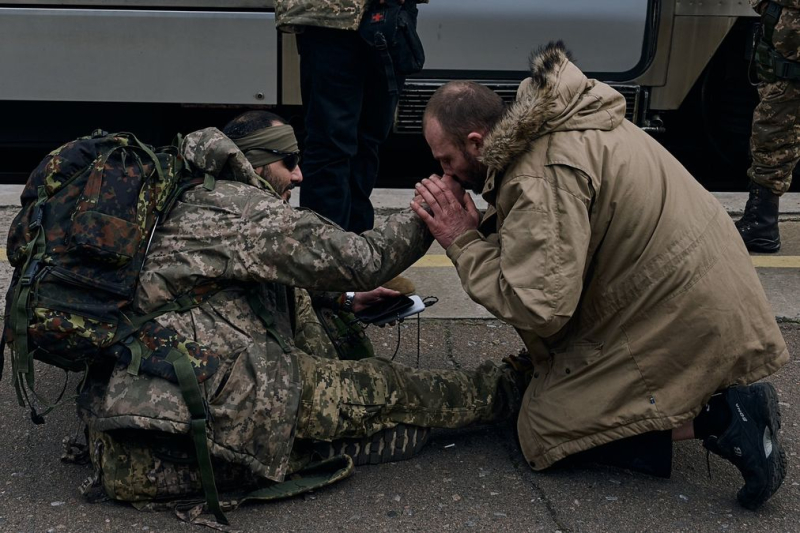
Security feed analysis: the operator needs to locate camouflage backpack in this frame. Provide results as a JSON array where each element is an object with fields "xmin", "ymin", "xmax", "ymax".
[{"xmin": 2, "ymin": 130, "xmax": 232, "ymax": 523}]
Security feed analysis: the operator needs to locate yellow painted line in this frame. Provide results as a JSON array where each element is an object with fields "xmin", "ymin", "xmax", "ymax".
[
  {"xmin": 412, "ymin": 255, "xmax": 453, "ymax": 268},
  {"xmin": 750, "ymin": 255, "xmax": 800, "ymax": 268},
  {"xmin": 0, "ymin": 247, "xmax": 797, "ymax": 270}
]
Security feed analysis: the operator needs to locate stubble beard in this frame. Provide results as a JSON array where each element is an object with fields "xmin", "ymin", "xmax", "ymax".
[{"xmin": 463, "ymin": 151, "xmax": 487, "ymax": 195}]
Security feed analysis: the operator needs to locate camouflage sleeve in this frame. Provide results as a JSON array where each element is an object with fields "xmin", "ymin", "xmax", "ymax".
[
  {"xmin": 774, "ymin": 1, "xmax": 800, "ymax": 10},
  {"xmin": 293, "ymin": 288, "xmax": 340, "ymax": 359},
  {"xmin": 230, "ymin": 192, "xmax": 433, "ymax": 293}
]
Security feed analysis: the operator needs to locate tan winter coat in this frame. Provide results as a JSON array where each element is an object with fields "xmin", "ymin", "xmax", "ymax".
[{"xmin": 447, "ymin": 44, "xmax": 789, "ymax": 470}]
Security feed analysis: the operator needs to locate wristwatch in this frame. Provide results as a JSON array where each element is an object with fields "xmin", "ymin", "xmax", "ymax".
[{"xmin": 341, "ymin": 291, "xmax": 356, "ymax": 313}]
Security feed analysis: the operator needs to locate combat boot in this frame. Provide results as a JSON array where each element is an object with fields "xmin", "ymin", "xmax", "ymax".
[
  {"xmin": 735, "ymin": 182, "xmax": 781, "ymax": 253},
  {"xmin": 313, "ymin": 424, "xmax": 430, "ymax": 466},
  {"xmin": 702, "ymin": 383, "xmax": 786, "ymax": 510}
]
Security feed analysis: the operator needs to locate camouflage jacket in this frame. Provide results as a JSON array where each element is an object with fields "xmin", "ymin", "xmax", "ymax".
[
  {"xmin": 751, "ymin": 0, "xmax": 800, "ymax": 10},
  {"xmin": 752, "ymin": 0, "xmax": 800, "ymax": 60},
  {"xmin": 275, "ymin": 0, "xmax": 428, "ymax": 33},
  {"xmin": 82, "ymin": 128, "xmax": 432, "ymax": 482}
]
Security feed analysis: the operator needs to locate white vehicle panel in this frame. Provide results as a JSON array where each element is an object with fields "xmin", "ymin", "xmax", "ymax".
[
  {"xmin": 0, "ymin": 8, "xmax": 276, "ymax": 104},
  {"xmin": 417, "ymin": 0, "xmax": 651, "ymax": 76}
]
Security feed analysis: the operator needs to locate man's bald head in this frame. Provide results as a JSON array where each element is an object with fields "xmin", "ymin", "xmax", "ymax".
[{"xmin": 422, "ymin": 81, "xmax": 505, "ymax": 149}]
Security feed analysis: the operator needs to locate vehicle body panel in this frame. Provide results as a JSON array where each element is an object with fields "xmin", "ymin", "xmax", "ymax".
[
  {"xmin": 416, "ymin": 0, "xmax": 651, "ymax": 78},
  {"xmin": 0, "ymin": 7, "xmax": 277, "ymax": 104}
]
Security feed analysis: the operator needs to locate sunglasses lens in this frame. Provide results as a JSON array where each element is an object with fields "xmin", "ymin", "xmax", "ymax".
[{"xmin": 283, "ymin": 153, "xmax": 299, "ymax": 171}]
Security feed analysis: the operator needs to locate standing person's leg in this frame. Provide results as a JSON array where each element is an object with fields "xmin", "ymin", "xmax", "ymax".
[
  {"xmin": 748, "ymin": 80, "xmax": 800, "ymax": 193},
  {"xmin": 293, "ymin": 352, "xmax": 525, "ymax": 463},
  {"xmin": 737, "ymin": 79, "xmax": 800, "ymax": 252},
  {"xmin": 297, "ymin": 27, "xmax": 365, "ymax": 230},
  {"xmin": 347, "ymin": 50, "xmax": 404, "ymax": 234}
]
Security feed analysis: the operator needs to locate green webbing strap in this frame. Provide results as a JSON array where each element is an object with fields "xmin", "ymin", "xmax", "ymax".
[
  {"xmin": 246, "ymin": 292, "xmax": 291, "ymax": 353},
  {"xmin": 129, "ymin": 134, "xmax": 165, "ymax": 184},
  {"xmin": 166, "ymin": 349, "xmax": 228, "ymax": 525},
  {"xmin": 11, "ymin": 186, "xmax": 50, "ymax": 418},
  {"xmin": 121, "ymin": 294, "xmax": 201, "ymax": 337},
  {"xmin": 125, "ymin": 337, "xmax": 151, "ymax": 376},
  {"xmin": 762, "ymin": 2, "xmax": 782, "ymax": 44}
]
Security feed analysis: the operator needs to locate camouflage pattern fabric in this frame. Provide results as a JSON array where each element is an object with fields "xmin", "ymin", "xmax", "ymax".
[
  {"xmin": 275, "ymin": 0, "xmax": 371, "ymax": 33},
  {"xmin": 293, "ymin": 288, "xmax": 374, "ymax": 361},
  {"xmin": 294, "ymin": 352, "xmax": 525, "ymax": 442},
  {"xmin": 85, "ymin": 127, "xmax": 434, "ymax": 483},
  {"xmin": 313, "ymin": 307, "xmax": 375, "ymax": 361},
  {"xmin": 4, "ymin": 133, "xmax": 187, "ymax": 372},
  {"xmin": 293, "ymin": 288, "xmax": 340, "ymax": 360},
  {"xmin": 81, "ymin": 426, "xmax": 353, "ymax": 521},
  {"xmin": 109, "ymin": 319, "xmax": 222, "ymax": 384},
  {"xmin": 748, "ymin": 79, "xmax": 800, "ymax": 194},
  {"xmin": 85, "ymin": 428, "xmax": 261, "ymax": 503},
  {"xmin": 747, "ymin": 2, "xmax": 800, "ymax": 193},
  {"xmin": 751, "ymin": 1, "xmax": 800, "ymax": 61},
  {"xmin": 275, "ymin": 0, "xmax": 428, "ymax": 33},
  {"xmin": 770, "ymin": 1, "xmax": 800, "ymax": 61}
]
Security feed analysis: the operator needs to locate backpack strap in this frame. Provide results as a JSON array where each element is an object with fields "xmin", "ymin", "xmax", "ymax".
[
  {"xmin": 166, "ymin": 348, "xmax": 228, "ymax": 525},
  {"xmin": 10, "ymin": 185, "xmax": 51, "ymax": 423}
]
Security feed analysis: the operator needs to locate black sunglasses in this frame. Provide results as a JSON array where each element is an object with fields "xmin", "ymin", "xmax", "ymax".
[{"xmin": 264, "ymin": 148, "xmax": 300, "ymax": 171}]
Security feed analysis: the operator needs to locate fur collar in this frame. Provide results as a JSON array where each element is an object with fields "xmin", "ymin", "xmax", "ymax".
[{"xmin": 481, "ymin": 41, "xmax": 572, "ymax": 173}]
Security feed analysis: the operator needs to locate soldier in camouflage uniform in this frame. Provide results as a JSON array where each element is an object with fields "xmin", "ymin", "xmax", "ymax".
[
  {"xmin": 737, "ymin": 0, "xmax": 800, "ymax": 252},
  {"xmin": 274, "ymin": 0, "xmax": 427, "ymax": 234},
  {"xmin": 78, "ymin": 111, "xmax": 523, "ymax": 509}
]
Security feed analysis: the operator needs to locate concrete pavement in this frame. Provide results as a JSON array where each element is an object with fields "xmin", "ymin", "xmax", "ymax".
[{"xmin": 0, "ymin": 185, "xmax": 797, "ymax": 532}]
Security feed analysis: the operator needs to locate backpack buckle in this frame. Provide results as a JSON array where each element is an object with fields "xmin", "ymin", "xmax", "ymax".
[
  {"xmin": 21, "ymin": 259, "xmax": 41, "ymax": 287},
  {"xmin": 29, "ymin": 205, "xmax": 43, "ymax": 231}
]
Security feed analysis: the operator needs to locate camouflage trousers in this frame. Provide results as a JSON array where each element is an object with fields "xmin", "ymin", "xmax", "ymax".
[
  {"xmin": 294, "ymin": 352, "xmax": 524, "ymax": 442},
  {"xmin": 748, "ymin": 78, "xmax": 800, "ymax": 194}
]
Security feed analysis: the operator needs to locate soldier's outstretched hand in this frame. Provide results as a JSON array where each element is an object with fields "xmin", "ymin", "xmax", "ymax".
[
  {"xmin": 411, "ymin": 175, "xmax": 480, "ymax": 249},
  {"xmin": 353, "ymin": 287, "xmax": 402, "ymax": 314}
]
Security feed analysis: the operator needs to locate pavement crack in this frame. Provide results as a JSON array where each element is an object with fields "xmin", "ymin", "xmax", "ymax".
[
  {"xmin": 443, "ymin": 322, "xmax": 460, "ymax": 369},
  {"xmin": 498, "ymin": 431, "xmax": 572, "ymax": 533}
]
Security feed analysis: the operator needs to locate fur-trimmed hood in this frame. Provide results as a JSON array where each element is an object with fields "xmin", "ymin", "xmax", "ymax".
[{"xmin": 481, "ymin": 42, "xmax": 626, "ymax": 175}]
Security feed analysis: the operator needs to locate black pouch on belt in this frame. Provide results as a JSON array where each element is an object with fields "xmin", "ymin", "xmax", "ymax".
[{"xmin": 359, "ymin": 0, "xmax": 425, "ymax": 92}]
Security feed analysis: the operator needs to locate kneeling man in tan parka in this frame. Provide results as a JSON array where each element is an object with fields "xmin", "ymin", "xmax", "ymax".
[{"xmin": 411, "ymin": 41, "xmax": 789, "ymax": 510}]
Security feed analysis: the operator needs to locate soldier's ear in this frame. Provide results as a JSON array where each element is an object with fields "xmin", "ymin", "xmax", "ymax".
[{"xmin": 466, "ymin": 132, "xmax": 484, "ymax": 155}]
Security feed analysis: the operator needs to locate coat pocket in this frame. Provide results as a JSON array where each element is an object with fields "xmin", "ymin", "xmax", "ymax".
[{"xmin": 335, "ymin": 369, "xmax": 389, "ymax": 437}]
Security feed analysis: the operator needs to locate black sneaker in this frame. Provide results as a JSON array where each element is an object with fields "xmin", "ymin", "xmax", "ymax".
[
  {"xmin": 702, "ymin": 383, "xmax": 786, "ymax": 509},
  {"xmin": 313, "ymin": 424, "xmax": 430, "ymax": 467}
]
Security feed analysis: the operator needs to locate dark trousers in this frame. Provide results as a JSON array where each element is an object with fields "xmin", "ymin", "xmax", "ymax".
[
  {"xmin": 297, "ymin": 27, "xmax": 403, "ymax": 234},
  {"xmin": 555, "ymin": 430, "xmax": 674, "ymax": 478}
]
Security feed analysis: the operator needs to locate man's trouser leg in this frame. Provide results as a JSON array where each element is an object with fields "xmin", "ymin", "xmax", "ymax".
[
  {"xmin": 294, "ymin": 353, "xmax": 523, "ymax": 442},
  {"xmin": 748, "ymin": 79, "xmax": 800, "ymax": 194},
  {"xmin": 347, "ymin": 54, "xmax": 405, "ymax": 234},
  {"xmin": 297, "ymin": 27, "xmax": 365, "ymax": 230}
]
